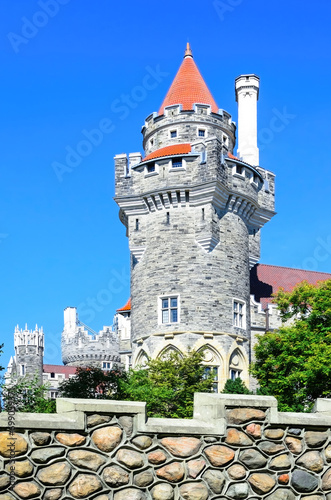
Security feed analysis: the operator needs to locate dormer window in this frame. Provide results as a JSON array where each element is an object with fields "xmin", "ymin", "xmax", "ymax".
[{"xmin": 170, "ymin": 130, "xmax": 177, "ymax": 138}]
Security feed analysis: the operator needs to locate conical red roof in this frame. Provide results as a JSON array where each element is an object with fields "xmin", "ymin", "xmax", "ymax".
[{"xmin": 159, "ymin": 44, "xmax": 219, "ymax": 115}]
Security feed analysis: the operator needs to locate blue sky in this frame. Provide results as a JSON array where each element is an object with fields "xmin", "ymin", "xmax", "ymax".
[{"xmin": 1, "ymin": 0, "xmax": 331, "ymax": 369}]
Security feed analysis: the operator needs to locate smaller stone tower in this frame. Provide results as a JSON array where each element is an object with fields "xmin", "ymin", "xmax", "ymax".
[
  {"xmin": 7, "ymin": 324, "xmax": 44, "ymax": 384},
  {"xmin": 61, "ymin": 307, "xmax": 120, "ymax": 368}
]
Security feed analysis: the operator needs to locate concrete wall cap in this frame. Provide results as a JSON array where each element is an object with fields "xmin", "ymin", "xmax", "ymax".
[{"xmin": 56, "ymin": 397, "xmax": 146, "ymax": 414}]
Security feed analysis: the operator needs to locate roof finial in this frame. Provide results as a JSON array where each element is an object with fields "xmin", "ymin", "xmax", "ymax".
[{"xmin": 184, "ymin": 42, "xmax": 193, "ymax": 58}]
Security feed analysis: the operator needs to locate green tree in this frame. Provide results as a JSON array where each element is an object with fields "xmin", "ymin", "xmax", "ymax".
[
  {"xmin": 251, "ymin": 280, "xmax": 331, "ymax": 412},
  {"xmin": 120, "ymin": 350, "xmax": 215, "ymax": 418},
  {"xmin": 222, "ymin": 377, "xmax": 252, "ymax": 395},
  {"xmin": 1, "ymin": 374, "xmax": 56, "ymax": 413},
  {"xmin": 59, "ymin": 351, "xmax": 214, "ymax": 418},
  {"xmin": 0, "ymin": 344, "xmax": 4, "ymax": 373},
  {"xmin": 59, "ymin": 366, "xmax": 126, "ymax": 399}
]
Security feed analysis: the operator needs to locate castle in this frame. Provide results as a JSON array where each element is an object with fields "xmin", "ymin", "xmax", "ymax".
[{"xmin": 6, "ymin": 44, "xmax": 331, "ymax": 393}]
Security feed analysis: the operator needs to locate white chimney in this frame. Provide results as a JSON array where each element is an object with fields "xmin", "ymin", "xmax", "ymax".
[{"xmin": 235, "ymin": 74, "xmax": 260, "ymax": 166}]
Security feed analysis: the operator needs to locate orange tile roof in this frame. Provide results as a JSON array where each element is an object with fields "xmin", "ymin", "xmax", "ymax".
[
  {"xmin": 227, "ymin": 152, "xmax": 241, "ymax": 161},
  {"xmin": 159, "ymin": 44, "xmax": 219, "ymax": 115},
  {"xmin": 143, "ymin": 144, "xmax": 191, "ymax": 162},
  {"xmin": 117, "ymin": 298, "xmax": 131, "ymax": 312}
]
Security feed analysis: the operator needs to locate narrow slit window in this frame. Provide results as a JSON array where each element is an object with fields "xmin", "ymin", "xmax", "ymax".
[
  {"xmin": 135, "ymin": 219, "xmax": 139, "ymax": 231},
  {"xmin": 166, "ymin": 212, "xmax": 170, "ymax": 224}
]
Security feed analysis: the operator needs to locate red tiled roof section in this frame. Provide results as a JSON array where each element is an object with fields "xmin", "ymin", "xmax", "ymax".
[
  {"xmin": 251, "ymin": 264, "xmax": 331, "ymax": 308},
  {"xmin": 117, "ymin": 298, "xmax": 131, "ymax": 312},
  {"xmin": 143, "ymin": 144, "xmax": 191, "ymax": 162},
  {"xmin": 227, "ymin": 152, "xmax": 241, "ymax": 161},
  {"xmin": 43, "ymin": 364, "xmax": 77, "ymax": 377},
  {"xmin": 159, "ymin": 50, "xmax": 219, "ymax": 115}
]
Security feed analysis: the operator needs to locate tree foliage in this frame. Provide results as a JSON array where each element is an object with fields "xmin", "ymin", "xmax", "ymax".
[
  {"xmin": 222, "ymin": 377, "xmax": 251, "ymax": 395},
  {"xmin": 251, "ymin": 280, "xmax": 331, "ymax": 412},
  {"xmin": 59, "ymin": 366, "xmax": 125, "ymax": 399},
  {"xmin": 59, "ymin": 350, "xmax": 214, "ymax": 418},
  {"xmin": 0, "ymin": 344, "xmax": 4, "ymax": 373},
  {"xmin": 1, "ymin": 374, "xmax": 56, "ymax": 413},
  {"xmin": 120, "ymin": 350, "xmax": 215, "ymax": 418}
]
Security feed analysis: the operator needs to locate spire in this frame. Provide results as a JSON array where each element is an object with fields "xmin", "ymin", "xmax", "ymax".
[
  {"xmin": 158, "ymin": 44, "xmax": 219, "ymax": 115},
  {"xmin": 184, "ymin": 42, "xmax": 193, "ymax": 58}
]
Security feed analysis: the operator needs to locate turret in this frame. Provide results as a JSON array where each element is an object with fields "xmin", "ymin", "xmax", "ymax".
[
  {"xmin": 13, "ymin": 324, "xmax": 44, "ymax": 383},
  {"xmin": 114, "ymin": 45, "xmax": 275, "ymax": 390}
]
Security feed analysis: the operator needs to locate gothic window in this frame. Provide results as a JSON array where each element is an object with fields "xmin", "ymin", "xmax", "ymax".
[
  {"xmin": 199, "ymin": 346, "xmax": 221, "ymax": 393},
  {"xmin": 233, "ymin": 300, "xmax": 245, "ymax": 328},
  {"xmin": 229, "ymin": 350, "xmax": 243, "ymax": 380},
  {"xmin": 135, "ymin": 350, "xmax": 149, "ymax": 368},
  {"xmin": 161, "ymin": 296, "xmax": 178, "ymax": 323},
  {"xmin": 158, "ymin": 345, "xmax": 183, "ymax": 360}
]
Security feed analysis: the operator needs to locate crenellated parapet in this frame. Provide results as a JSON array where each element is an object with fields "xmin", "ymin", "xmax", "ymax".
[{"xmin": 61, "ymin": 307, "xmax": 120, "ymax": 368}]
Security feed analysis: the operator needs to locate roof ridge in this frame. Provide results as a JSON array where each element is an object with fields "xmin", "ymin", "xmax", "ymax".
[{"xmin": 258, "ymin": 263, "xmax": 331, "ymax": 276}]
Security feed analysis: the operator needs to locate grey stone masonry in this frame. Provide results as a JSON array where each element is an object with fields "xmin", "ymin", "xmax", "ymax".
[{"xmin": 2, "ymin": 395, "xmax": 331, "ymax": 499}]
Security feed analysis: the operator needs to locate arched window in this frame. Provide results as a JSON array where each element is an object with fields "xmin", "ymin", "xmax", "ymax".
[
  {"xmin": 135, "ymin": 350, "xmax": 149, "ymax": 368},
  {"xmin": 198, "ymin": 346, "xmax": 221, "ymax": 393},
  {"xmin": 229, "ymin": 350, "xmax": 243, "ymax": 380},
  {"xmin": 157, "ymin": 345, "xmax": 183, "ymax": 361}
]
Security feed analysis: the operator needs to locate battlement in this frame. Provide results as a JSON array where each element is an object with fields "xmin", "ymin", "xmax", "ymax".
[
  {"xmin": 61, "ymin": 307, "xmax": 120, "ymax": 367},
  {"xmin": 141, "ymin": 106, "xmax": 236, "ymax": 159},
  {"xmin": 14, "ymin": 324, "xmax": 44, "ymax": 352}
]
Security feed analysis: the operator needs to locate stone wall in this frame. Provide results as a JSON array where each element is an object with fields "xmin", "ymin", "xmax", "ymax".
[{"xmin": 2, "ymin": 394, "xmax": 331, "ymax": 499}]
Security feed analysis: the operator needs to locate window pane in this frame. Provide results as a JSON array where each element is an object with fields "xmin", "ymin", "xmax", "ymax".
[
  {"xmin": 162, "ymin": 310, "xmax": 169, "ymax": 323},
  {"xmin": 170, "ymin": 297, "xmax": 177, "ymax": 307},
  {"xmin": 172, "ymin": 160, "xmax": 182, "ymax": 168},
  {"xmin": 162, "ymin": 299, "xmax": 168, "ymax": 309},
  {"xmin": 170, "ymin": 309, "xmax": 178, "ymax": 322}
]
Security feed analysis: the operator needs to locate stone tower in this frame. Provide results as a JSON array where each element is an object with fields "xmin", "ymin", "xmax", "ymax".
[
  {"xmin": 61, "ymin": 307, "xmax": 120, "ymax": 368},
  {"xmin": 114, "ymin": 44, "xmax": 275, "ymax": 390},
  {"xmin": 6, "ymin": 324, "xmax": 44, "ymax": 384}
]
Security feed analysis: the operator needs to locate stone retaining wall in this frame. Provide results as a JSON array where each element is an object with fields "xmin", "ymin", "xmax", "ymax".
[{"xmin": 1, "ymin": 395, "xmax": 331, "ymax": 499}]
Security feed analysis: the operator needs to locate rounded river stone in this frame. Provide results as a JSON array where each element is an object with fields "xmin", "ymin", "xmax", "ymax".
[
  {"xmin": 291, "ymin": 469, "xmax": 319, "ymax": 492},
  {"xmin": 92, "ymin": 426, "xmax": 122, "ymax": 452},
  {"xmin": 161, "ymin": 437, "xmax": 201, "ymax": 457},
  {"xmin": 151, "ymin": 483, "xmax": 174, "ymax": 500},
  {"xmin": 239, "ymin": 448, "xmax": 267, "ymax": 468}
]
